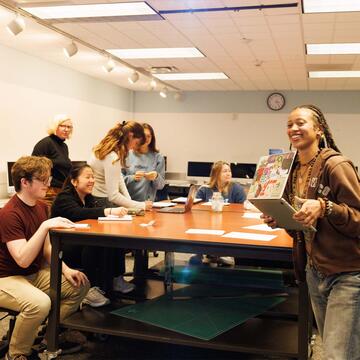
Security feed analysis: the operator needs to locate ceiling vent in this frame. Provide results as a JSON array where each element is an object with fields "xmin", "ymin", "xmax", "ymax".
[{"xmin": 147, "ymin": 66, "xmax": 179, "ymax": 74}]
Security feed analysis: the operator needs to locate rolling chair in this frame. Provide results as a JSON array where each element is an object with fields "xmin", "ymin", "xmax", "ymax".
[{"xmin": 0, "ymin": 307, "xmax": 18, "ymax": 357}]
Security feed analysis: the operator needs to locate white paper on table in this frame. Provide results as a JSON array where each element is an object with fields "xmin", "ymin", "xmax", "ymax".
[
  {"xmin": 73, "ymin": 224, "xmax": 90, "ymax": 229},
  {"xmin": 186, "ymin": 229, "xmax": 225, "ymax": 236},
  {"xmin": 172, "ymin": 197, "xmax": 202, "ymax": 203},
  {"xmin": 98, "ymin": 215, "xmax": 132, "ymax": 221},
  {"xmin": 201, "ymin": 202, "xmax": 230, "ymax": 206},
  {"xmin": 242, "ymin": 224, "xmax": 280, "ymax": 232},
  {"xmin": 222, "ymin": 232, "xmax": 276, "ymax": 241},
  {"xmin": 152, "ymin": 202, "xmax": 175, "ymax": 208},
  {"xmin": 242, "ymin": 212, "xmax": 262, "ymax": 219}
]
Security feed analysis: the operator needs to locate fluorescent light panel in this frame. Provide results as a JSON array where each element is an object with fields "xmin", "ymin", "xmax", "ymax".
[
  {"xmin": 307, "ymin": 43, "xmax": 360, "ymax": 55},
  {"xmin": 21, "ymin": 2, "xmax": 156, "ymax": 19},
  {"xmin": 309, "ymin": 71, "xmax": 360, "ymax": 78},
  {"xmin": 154, "ymin": 73, "xmax": 228, "ymax": 81},
  {"xmin": 107, "ymin": 48, "xmax": 203, "ymax": 59},
  {"xmin": 303, "ymin": 0, "xmax": 360, "ymax": 13}
]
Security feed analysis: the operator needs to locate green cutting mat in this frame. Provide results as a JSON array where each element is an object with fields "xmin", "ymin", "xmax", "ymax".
[{"xmin": 112, "ymin": 285, "xmax": 286, "ymax": 340}]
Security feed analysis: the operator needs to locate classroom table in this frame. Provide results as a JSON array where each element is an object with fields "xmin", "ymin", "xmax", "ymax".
[{"xmin": 47, "ymin": 205, "xmax": 311, "ymax": 359}]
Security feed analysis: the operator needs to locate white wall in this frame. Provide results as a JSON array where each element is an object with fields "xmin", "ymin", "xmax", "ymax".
[
  {"xmin": 135, "ymin": 92, "xmax": 360, "ymax": 175},
  {"xmin": 0, "ymin": 44, "xmax": 133, "ymax": 197}
]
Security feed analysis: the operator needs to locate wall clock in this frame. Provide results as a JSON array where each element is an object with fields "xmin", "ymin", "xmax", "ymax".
[{"xmin": 267, "ymin": 92, "xmax": 285, "ymax": 111}]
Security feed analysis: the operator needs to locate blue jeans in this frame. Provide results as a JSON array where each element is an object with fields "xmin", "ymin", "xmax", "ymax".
[{"xmin": 306, "ymin": 265, "xmax": 360, "ymax": 360}]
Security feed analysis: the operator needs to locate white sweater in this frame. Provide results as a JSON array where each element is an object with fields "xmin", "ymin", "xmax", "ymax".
[{"xmin": 88, "ymin": 151, "xmax": 144, "ymax": 209}]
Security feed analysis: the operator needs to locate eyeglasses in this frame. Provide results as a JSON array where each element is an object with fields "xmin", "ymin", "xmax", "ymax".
[
  {"xmin": 32, "ymin": 176, "xmax": 52, "ymax": 186},
  {"xmin": 58, "ymin": 124, "xmax": 73, "ymax": 130}
]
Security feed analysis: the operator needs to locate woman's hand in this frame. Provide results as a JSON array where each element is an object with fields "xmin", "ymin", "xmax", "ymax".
[
  {"xmin": 144, "ymin": 200, "xmax": 153, "ymax": 210},
  {"xmin": 293, "ymin": 196, "xmax": 322, "ymax": 227},
  {"xmin": 134, "ymin": 171, "xmax": 145, "ymax": 181},
  {"xmin": 63, "ymin": 267, "xmax": 89, "ymax": 288},
  {"xmin": 261, "ymin": 214, "xmax": 278, "ymax": 229},
  {"xmin": 112, "ymin": 207, "xmax": 128, "ymax": 217},
  {"xmin": 144, "ymin": 171, "xmax": 157, "ymax": 181}
]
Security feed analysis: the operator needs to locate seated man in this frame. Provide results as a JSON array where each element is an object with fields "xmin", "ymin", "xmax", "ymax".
[{"xmin": 0, "ymin": 156, "xmax": 89, "ymax": 360}]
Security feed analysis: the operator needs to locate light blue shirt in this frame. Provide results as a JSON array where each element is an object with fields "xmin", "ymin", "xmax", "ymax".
[
  {"xmin": 123, "ymin": 150, "xmax": 165, "ymax": 201},
  {"xmin": 197, "ymin": 182, "xmax": 246, "ymax": 203}
]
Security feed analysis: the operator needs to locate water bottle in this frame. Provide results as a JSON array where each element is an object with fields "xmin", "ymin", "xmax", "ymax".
[{"xmin": 211, "ymin": 192, "xmax": 224, "ymax": 212}]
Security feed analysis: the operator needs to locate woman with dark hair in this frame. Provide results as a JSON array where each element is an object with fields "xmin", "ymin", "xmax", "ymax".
[
  {"xmin": 263, "ymin": 104, "xmax": 360, "ymax": 359},
  {"xmin": 52, "ymin": 164, "xmax": 130, "ymax": 306},
  {"xmin": 123, "ymin": 123, "xmax": 165, "ymax": 201},
  {"xmin": 88, "ymin": 121, "xmax": 152, "ymax": 210}
]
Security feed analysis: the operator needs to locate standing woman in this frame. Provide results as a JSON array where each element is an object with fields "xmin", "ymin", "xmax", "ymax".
[
  {"xmin": 263, "ymin": 104, "xmax": 360, "ymax": 359},
  {"xmin": 123, "ymin": 123, "xmax": 165, "ymax": 201},
  {"xmin": 32, "ymin": 114, "xmax": 73, "ymax": 205},
  {"xmin": 51, "ymin": 164, "xmax": 131, "ymax": 302},
  {"xmin": 88, "ymin": 121, "xmax": 151, "ymax": 210},
  {"xmin": 190, "ymin": 161, "xmax": 246, "ymax": 266}
]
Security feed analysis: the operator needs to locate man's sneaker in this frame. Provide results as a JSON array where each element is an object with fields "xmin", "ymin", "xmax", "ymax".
[
  {"xmin": 82, "ymin": 287, "xmax": 110, "ymax": 308},
  {"xmin": 188, "ymin": 254, "xmax": 203, "ymax": 266},
  {"xmin": 113, "ymin": 276, "xmax": 135, "ymax": 293},
  {"xmin": 217, "ymin": 256, "xmax": 235, "ymax": 266},
  {"xmin": 57, "ymin": 341, "xmax": 82, "ymax": 355}
]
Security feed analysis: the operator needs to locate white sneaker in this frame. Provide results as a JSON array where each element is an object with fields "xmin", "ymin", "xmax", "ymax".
[
  {"xmin": 217, "ymin": 256, "xmax": 235, "ymax": 266},
  {"xmin": 113, "ymin": 276, "xmax": 135, "ymax": 294},
  {"xmin": 82, "ymin": 287, "xmax": 110, "ymax": 307}
]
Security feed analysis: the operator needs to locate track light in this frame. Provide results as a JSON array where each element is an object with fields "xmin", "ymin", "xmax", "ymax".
[
  {"xmin": 159, "ymin": 87, "xmax": 168, "ymax": 98},
  {"xmin": 6, "ymin": 15, "xmax": 25, "ymax": 36},
  {"xmin": 63, "ymin": 42, "xmax": 78, "ymax": 58},
  {"xmin": 103, "ymin": 58, "xmax": 115, "ymax": 73},
  {"xmin": 150, "ymin": 79, "xmax": 158, "ymax": 89},
  {"xmin": 128, "ymin": 71, "xmax": 139, "ymax": 84}
]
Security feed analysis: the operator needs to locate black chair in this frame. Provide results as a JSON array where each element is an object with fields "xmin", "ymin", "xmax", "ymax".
[{"xmin": 0, "ymin": 307, "xmax": 19, "ymax": 357}]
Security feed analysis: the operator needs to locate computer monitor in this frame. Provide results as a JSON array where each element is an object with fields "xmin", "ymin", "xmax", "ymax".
[
  {"xmin": 6, "ymin": 161, "xmax": 15, "ymax": 196},
  {"xmin": 230, "ymin": 163, "xmax": 257, "ymax": 179},
  {"xmin": 187, "ymin": 161, "xmax": 213, "ymax": 178}
]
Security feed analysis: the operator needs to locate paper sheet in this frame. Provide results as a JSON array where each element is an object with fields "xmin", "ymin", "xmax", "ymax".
[
  {"xmin": 73, "ymin": 224, "xmax": 90, "ymax": 228},
  {"xmin": 98, "ymin": 215, "xmax": 132, "ymax": 221},
  {"xmin": 242, "ymin": 212, "xmax": 262, "ymax": 219},
  {"xmin": 172, "ymin": 197, "xmax": 202, "ymax": 203},
  {"xmin": 222, "ymin": 232, "xmax": 276, "ymax": 241},
  {"xmin": 200, "ymin": 202, "xmax": 230, "ymax": 206},
  {"xmin": 242, "ymin": 224, "xmax": 280, "ymax": 232},
  {"xmin": 186, "ymin": 229, "xmax": 225, "ymax": 236},
  {"xmin": 152, "ymin": 202, "xmax": 175, "ymax": 208}
]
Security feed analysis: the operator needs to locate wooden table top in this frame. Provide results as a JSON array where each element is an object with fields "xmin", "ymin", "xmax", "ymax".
[{"xmin": 53, "ymin": 207, "xmax": 293, "ymax": 250}]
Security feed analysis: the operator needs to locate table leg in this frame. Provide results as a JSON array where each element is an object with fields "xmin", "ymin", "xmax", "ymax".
[
  {"xmin": 164, "ymin": 251, "xmax": 174, "ymax": 295},
  {"xmin": 46, "ymin": 234, "xmax": 63, "ymax": 359}
]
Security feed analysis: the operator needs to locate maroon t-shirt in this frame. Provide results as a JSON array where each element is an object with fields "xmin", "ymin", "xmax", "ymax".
[{"xmin": 0, "ymin": 195, "xmax": 48, "ymax": 278}]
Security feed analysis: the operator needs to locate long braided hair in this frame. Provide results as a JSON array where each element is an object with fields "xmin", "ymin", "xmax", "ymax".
[{"xmin": 296, "ymin": 104, "xmax": 341, "ymax": 153}]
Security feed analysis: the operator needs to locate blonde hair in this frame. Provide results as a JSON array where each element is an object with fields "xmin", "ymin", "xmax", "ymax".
[
  {"xmin": 208, "ymin": 160, "xmax": 231, "ymax": 194},
  {"xmin": 47, "ymin": 114, "xmax": 73, "ymax": 138},
  {"xmin": 93, "ymin": 121, "xmax": 145, "ymax": 167}
]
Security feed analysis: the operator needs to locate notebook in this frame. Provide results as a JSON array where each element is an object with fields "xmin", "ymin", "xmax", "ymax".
[
  {"xmin": 158, "ymin": 185, "xmax": 197, "ymax": 214},
  {"xmin": 247, "ymin": 151, "xmax": 316, "ymax": 232}
]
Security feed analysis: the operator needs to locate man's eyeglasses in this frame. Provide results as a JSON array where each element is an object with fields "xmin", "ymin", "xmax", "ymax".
[
  {"xmin": 58, "ymin": 124, "xmax": 73, "ymax": 130},
  {"xmin": 32, "ymin": 176, "xmax": 52, "ymax": 186}
]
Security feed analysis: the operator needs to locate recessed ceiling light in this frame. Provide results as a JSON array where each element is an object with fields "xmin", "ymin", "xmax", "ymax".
[
  {"xmin": 302, "ymin": 0, "xmax": 360, "ymax": 13},
  {"xmin": 21, "ymin": 2, "xmax": 156, "ymax": 19},
  {"xmin": 307, "ymin": 43, "xmax": 360, "ymax": 55},
  {"xmin": 107, "ymin": 48, "xmax": 204, "ymax": 59},
  {"xmin": 154, "ymin": 73, "xmax": 228, "ymax": 81},
  {"xmin": 309, "ymin": 71, "xmax": 360, "ymax": 78}
]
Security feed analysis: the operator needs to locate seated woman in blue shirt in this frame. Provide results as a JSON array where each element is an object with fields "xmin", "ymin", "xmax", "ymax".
[
  {"xmin": 51, "ymin": 164, "xmax": 133, "ymax": 308},
  {"xmin": 123, "ymin": 123, "xmax": 165, "ymax": 201},
  {"xmin": 191, "ymin": 161, "xmax": 246, "ymax": 266}
]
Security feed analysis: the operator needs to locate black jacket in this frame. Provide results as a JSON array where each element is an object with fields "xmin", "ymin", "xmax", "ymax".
[
  {"xmin": 32, "ymin": 135, "xmax": 72, "ymax": 188},
  {"xmin": 51, "ymin": 186, "xmax": 105, "ymax": 222}
]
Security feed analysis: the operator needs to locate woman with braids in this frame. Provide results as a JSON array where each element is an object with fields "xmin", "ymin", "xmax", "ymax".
[
  {"xmin": 263, "ymin": 105, "xmax": 360, "ymax": 359},
  {"xmin": 88, "ymin": 121, "xmax": 152, "ymax": 293}
]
